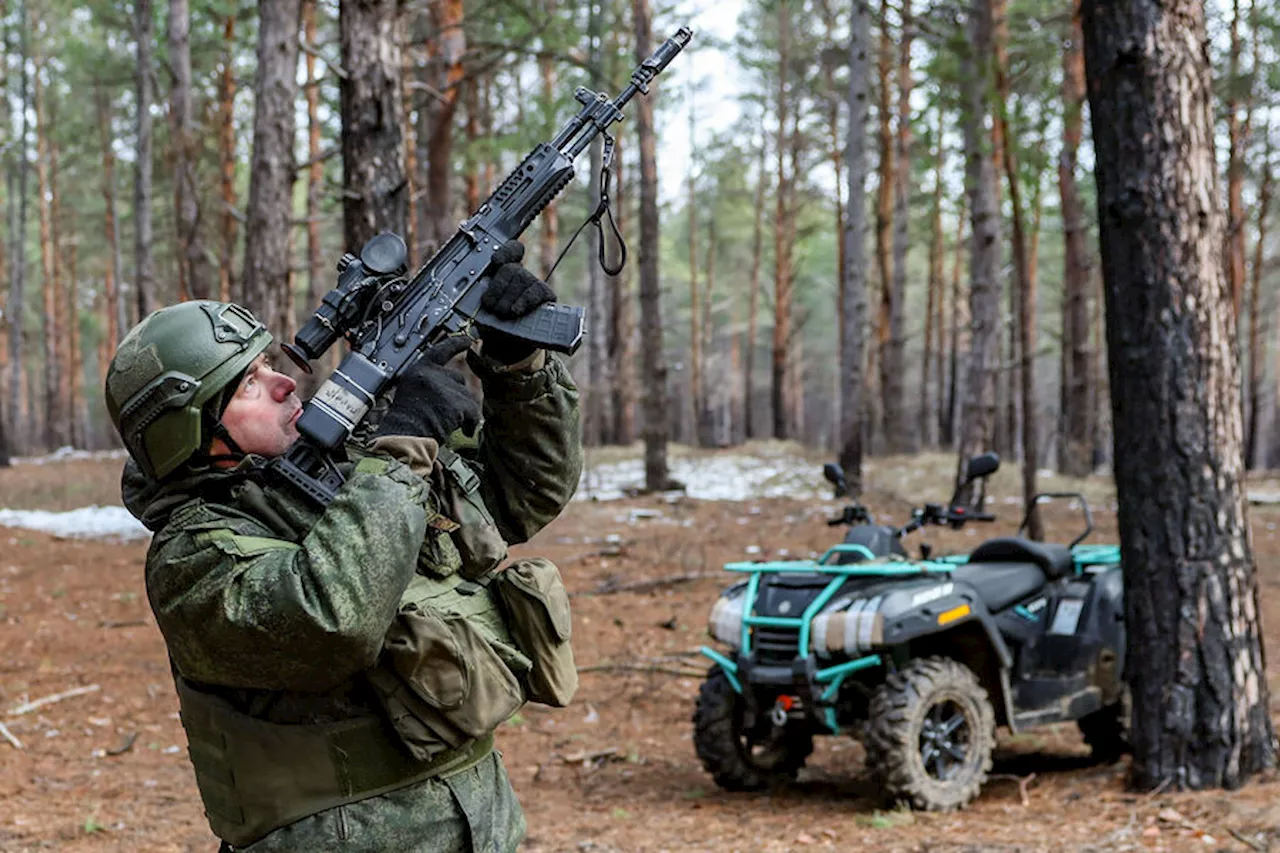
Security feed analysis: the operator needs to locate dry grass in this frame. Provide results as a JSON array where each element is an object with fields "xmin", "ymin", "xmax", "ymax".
[{"xmin": 0, "ymin": 456, "xmax": 128, "ymax": 511}]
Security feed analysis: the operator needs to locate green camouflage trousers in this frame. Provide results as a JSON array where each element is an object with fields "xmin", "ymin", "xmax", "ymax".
[{"xmin": 235, "ymin": 751, "xmax": 525, "ymax": 853}]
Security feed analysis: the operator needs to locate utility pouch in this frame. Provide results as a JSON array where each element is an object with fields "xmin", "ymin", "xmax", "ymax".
[
  {"xmin": 376, "ymin": 596, "xmax": 525, "ymax": 758},
  {"xmin": 437, "ymin": 446, "xmax": 508, "ymax": 580},
  {"xmin": 493, "ymin": 557, "xmax": 578, "ymax": 707}
]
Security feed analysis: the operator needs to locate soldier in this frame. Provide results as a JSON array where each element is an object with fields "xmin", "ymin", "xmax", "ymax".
[{"xmin": 105, "ymin": 243, "xmax": 581, "ymax": 852}]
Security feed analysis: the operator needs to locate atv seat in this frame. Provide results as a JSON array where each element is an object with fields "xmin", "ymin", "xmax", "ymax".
[
  {"xmin": 968, "ymin": 537, "xmax": 1075, "ymax": 580},
  {"xmin": 951, "ymin": 561, "xmax": 1046, "ymax": 612}
]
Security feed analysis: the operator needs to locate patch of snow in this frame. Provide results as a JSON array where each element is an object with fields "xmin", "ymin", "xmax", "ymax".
[
  {"xmin": 576, "ymin": 451, "xmax": 827, "ymax": 501},
  {"xmin": 0, "ymin": 506, "xmax": 150, "ymax": 542},
  {"xmin": 12, "ymin": 447, "xmax": 129, "ymax": 466}
]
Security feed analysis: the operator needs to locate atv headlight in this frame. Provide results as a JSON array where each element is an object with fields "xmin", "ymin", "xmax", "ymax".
[{"xmin": 708, "ymin": 588, "xmax": 747, "ymax": 648}]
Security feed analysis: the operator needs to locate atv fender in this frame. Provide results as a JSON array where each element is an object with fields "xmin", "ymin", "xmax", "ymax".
[{"xmin": 877, "ymin": 585, "xmax": 1019, "ymax": 730}]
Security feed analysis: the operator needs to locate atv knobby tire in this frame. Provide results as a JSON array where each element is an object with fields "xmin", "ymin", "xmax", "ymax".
[
  {"xmin": 864, "ymin": 656, "xmax": 996, "ymax": 811},
  {"xmin": 693, "ymin": 667, "xmax": 814, "ymax": 791},
  {"xmin": 1078, "ymin": 695, "xmax": 1130, "ymax": 764}
]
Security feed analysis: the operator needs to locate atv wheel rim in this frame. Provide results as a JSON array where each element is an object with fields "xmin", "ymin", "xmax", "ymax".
[{"xmin": 918, "ymin": 699, "xmax": 971, "ymax": 781}]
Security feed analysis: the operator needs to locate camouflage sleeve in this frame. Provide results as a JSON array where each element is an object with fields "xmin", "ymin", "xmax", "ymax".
[
  {"xmin": 145, "ymin": 463, "xmax": 428, "ymax": 692},
  {"xmin": 464, "ymin": 349, "xmax": 583, "ymax": 544}
]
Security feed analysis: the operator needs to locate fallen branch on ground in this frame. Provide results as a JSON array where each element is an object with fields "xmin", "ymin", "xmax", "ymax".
[
  {"xmin": 577, "ymin": 663, "xmax": 703, "ymax": 678},
  {"xmin": 577, "ymin": 571, "xmax": 721, "ymax": 597},
  {"xmin": 988, "ymin": 772, "xmax": 1036, "ymax": 806},
  {"xmin": 7, "ymin": 684, "xmax": 100, "ymax": 717},
  {"xmin": 106, "ymin": 731, "xmax": 139, "ymax": 756},
  {"xmin": 0, "ymin": 721, "xmax": 22, "ymax": 749},
  {"xmin": 1229, "ymin": 829, "xmax": 1268, "ymax": 853},
  {"xmin": 558, "ymin": 746, "xmax": 620, "ymax": 765}
]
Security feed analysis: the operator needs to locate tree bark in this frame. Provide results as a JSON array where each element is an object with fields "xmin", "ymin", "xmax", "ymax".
[
  {"xmin": 168, "ymin": 0, "xmax": 210, "ymax": 301},
  {"xmin": 992, "ymin": 6, "xmax": 1041, "ymax": 538},
  {"xmin": 944, "ymin": 194, "xmax": 968, "ymax": 447},
  {"xmin": 632, "ymin": 0, "xmax": 669, "ymax": 490},
  {"xmin": 1245, "ymin": 131, "xmax": 1272, "ymax": 469},
  {"xmin": 217, "ymin": 10, "xmax": 238, "ymax": 303},
  {"xmin": 872, "ymin": 0, "xmax": 895, "ymax": 454},
  {"xmin": 840, "ymin": 0, "xmax": 872, "ymax": 494},
  {"xmin": 922, "ymin": 108, "xmax": 944, "ymax": 450},
  {"xmin": 609, "ymin": 133, "xmax": 635, "ymax": 445},
  {"xmin": 34, "ymin": 66, "xmax": 60, "ymax": 450},
  {"xmin": 1224, "ymin": 0, "xmax": 1248, "ymax": 319},
  {"xmin": 687, "ymin": 123, "xmax": 703, "ymax": 446},
  {"xmin": 538, "ymin": 0, "xmax": 560, "ymax": 278},
  {"xmin": 297, "ymin": 0, "xmax": 328, "ymax": 399},
  {"xmin": 1058, "ymin": 0, "xmax": 1092, "ymax": 477},
  {"xmin": 744, "ymin": 133, "xmax": 767, "ymax": 442},
  {"xmin": 1081, "ymin": 0, "xmax": 1276, "ymax": 789},
  {"xmin": 883, "ymin": 0, "xmax": 913, "ymax": 452},
  {"xmin": 955, "ymin": 0, "xmax": 1002, "ymax": 504},
  {"xmin": 415, "ymin": 0, "xmax": 465, "ymax": 253},
  {"xmin": 7, "ymin": 0, "xmax": 30, "ymax": 450},
  {"xmin": 771, "ymin": 0, "xmax": 795, "ymax": 440},
  {"xmin": 95, "ymin": 89, "xmax": 124, "ymax": 361},
  {"xmin": 242, "ymin": 0, "xmax": 301, "ymax": 337},
  {"xmin": 65, "ymin": 226, "xmax": 82, "ymax": 447},
  {"xmin": 340, "ymin": 0, "xmax": 406, "ymax": 252},
  {"xmin": 134, "ymin": 0, "xmax": 156, "ymax": 321}
]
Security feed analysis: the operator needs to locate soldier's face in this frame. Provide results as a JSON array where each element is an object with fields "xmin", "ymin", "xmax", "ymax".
[{"xmin": 215, "ymin": 354, "xmax": 302, "ymax": 459}]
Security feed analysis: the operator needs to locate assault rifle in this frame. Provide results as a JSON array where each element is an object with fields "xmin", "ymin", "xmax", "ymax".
[{"xmin": 274, "ymin": 26, "xmax": 693, "ymax": 505}]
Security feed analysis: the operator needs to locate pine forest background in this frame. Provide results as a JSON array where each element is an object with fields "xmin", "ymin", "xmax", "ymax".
[{"xmin": 0, "ymin": 0, "xmax": 1276, "ymax": 480}]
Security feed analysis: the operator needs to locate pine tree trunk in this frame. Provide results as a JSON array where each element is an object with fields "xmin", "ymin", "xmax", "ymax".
[
  {"xmin": 217, "ymin": 10, "xmax": 237, "ymax": 303},
  {"xmin": 169, "ymin": 0, "xmax": 210, "ymax": 301},
  {"xmin": 744, "ymin": 134, "xmax": 767, "ymax": 441},
  {"xmin": 1058, "ymin": 0, "xmax": 1092, "ymax": 477},
  {"xmin": 242, "ymin": 0, "xmax": 301, "ymax": 336},
  {"xmin": 922, "ymin": 108, "xmax": 944, "ymax": 449},
  {"xmin": 95, "ymin": 89, "xmax": 123, "ymax": 360},
  {"xmin": 1224, "ymin": 0, "xmax": 1247, "ymax": 319},
  {"xmin": 993, "ymin": 13, "xmax": 1041, "ymax": 538},
  {"xmin": 632, "ymin": 0, "xmax": 669, "ymax": 490},
  {"xmin": 872, "ymin": 0, "xmax": 895, "ymax": 455},
  {"xmin": 297, "ymin": 0, "xmax": 327, "ymax": 399},
  {"xmin": 416, "ymin": 0, "xmax": 465, "ymax": 252},
  {"xmin": 955, "ymin": 0, "xmax": 1002, "ymax": 504},
  {"xmin": 771, "ymin": 0, "xmax": 794, "ymax": 440},
  {"xmin": 340, "ymin": 0, "xmax": 406, "ymax": 251},
  {"xmin": 944, "ymin": 194, "xmax": 968, "ymax": 447},
  {"xmin": 1245, "ymin": 133, "xmax": 1272, "ymax": 469},
  {"xmin": 840, "ymin": 0, "xmax": 871, "ymax": 493},
  {"xmin": 703, "ymin": 212, "xmax": 718, "ymax": 444},
  {"xmin": 8, "ymin": 1, "xmax": 30, "ymax": 451},
  {"xmin": 883, "ymin": 0, "xmax": 913, "ymax": 452},
  {"xmin": 65, "ymin": 228, "xmax": 82, "ymax": 447},
  {"xmin": 134, "ymin": 0, "xmax": 156, "ymax": 321},
  {"xmin": 687, "ymin": 131, "xmax": 703, "ymax": 445},
  {"xmin": 35, "ymin": 67, "xmax": 60, "ymax": 450},
  {"xmin": 610, "ymin": 134, "xmax": 635, "ymax": 445},
  {"xmin": 538, "ymin": 0, "xmax": 560, "ymax": 278},
  {"xmin": 1081, "ymin": 0, "xmax": 1276, "ymax": 789}
]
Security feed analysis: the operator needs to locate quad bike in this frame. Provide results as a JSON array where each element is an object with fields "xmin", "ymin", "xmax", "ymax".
[{"xmin": 694, "ymin": 454, "xmax": 1127, "ymax": 811}]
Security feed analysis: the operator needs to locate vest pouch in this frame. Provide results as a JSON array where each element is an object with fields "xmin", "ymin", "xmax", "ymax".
[
  {"xmin": 493, "ymin": 557, "xmax": 578, "ymax": 707},
  {"xmin": 383, "ymin": 600, "xmax": 525, "ymax": 740},
  {"xmin": 438, "ymin": 447, "xmax": 508, "ymax": 580}
]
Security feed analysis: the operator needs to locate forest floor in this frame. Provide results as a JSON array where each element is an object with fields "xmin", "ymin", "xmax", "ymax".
[{"xmin": 4, "ymin": 448, "xmax": 1280, "ymax": 852}]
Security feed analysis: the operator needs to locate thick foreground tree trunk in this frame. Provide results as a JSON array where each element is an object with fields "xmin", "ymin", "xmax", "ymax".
[
  {"xmin": 1082, "ymin": 0, "xmax": 1275, "ymax": 790},
  {"xmin": 134, "ymin": 0, "xmax": 155, "ymax": 320},
  {"xmin": 242, "ymin": 0, "xmax": 300, "ymax": 336},
  {"xmin": 340, "ymin": 0, "xmax": 406, "ymax": 251}
]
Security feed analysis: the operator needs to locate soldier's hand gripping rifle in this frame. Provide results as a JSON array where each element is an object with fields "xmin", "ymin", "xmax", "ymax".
[{"xmin": 273, "ymin": 27, "xmax": 693, "ymax": 505}]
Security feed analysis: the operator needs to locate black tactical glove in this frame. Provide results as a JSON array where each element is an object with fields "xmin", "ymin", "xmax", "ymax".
[
  {"xmin": 479, "ymin": 240, "xmax": 556, "ymax": 364},
  {"xmin": 370, "ymin": 336, "xmax": 481, "ymax": 443}
]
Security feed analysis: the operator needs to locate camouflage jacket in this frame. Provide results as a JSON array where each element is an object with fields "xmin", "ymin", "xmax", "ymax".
[{"xmin": 123, "ymin": 351, "xmax": 581, "ymax": 852}]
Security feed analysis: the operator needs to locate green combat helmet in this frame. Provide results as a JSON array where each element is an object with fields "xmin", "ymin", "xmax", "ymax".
[{"xmin": 105, "ymin": 301, "xmax": 272, "ymax": 479}]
